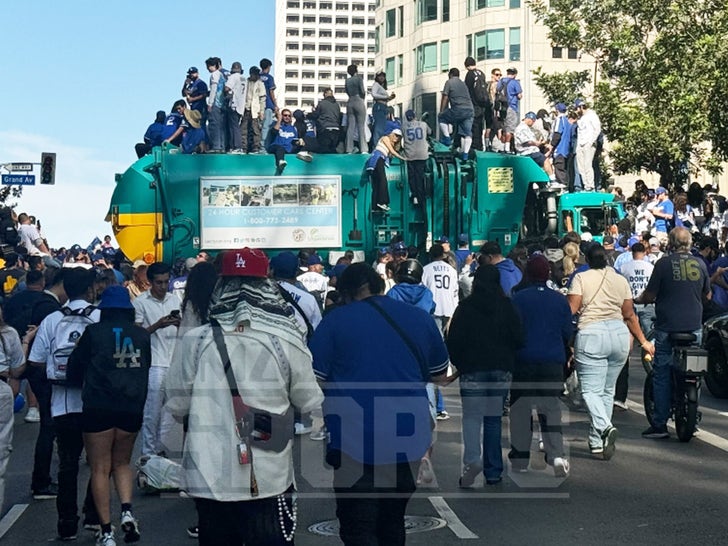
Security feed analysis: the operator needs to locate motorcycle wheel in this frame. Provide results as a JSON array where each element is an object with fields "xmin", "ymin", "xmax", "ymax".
[
  {"xmin": 674, "ymin": 384, "xmax": 698, "ymax": 442},
  {"xmin": 643, "ymin": 371, "xmax": 656, "ymax": 427}
]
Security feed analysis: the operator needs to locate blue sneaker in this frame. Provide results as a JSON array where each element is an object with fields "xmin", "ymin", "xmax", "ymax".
[
  {"xmin": 439, "ymin": 136, "xmax": 452, "ymax": 146},
  {"xmin": 461, "ymin": 153, "xmax": 469, "ymax": 161}
]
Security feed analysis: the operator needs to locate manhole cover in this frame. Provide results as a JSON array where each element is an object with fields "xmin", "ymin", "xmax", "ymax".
[{"xmin": 308, "ymin": 516, "xmax": 447, "ymax": 536}]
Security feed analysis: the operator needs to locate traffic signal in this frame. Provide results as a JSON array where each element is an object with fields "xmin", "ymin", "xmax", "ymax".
[{"xmin": 40, "ymin": 152, "xmax": 56, "ymax": 185}]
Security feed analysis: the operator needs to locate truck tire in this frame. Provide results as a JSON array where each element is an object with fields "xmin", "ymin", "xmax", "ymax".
[{"xmin": 705, "ymin": 336, "xmax": 728, "ymax": 398}]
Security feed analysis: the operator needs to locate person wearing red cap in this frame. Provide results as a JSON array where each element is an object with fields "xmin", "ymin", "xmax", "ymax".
[
  {"xmin": 509, "ymin": 255, "xmax": 574, "ymax": 477},
  {"xmin": 166, "ymin": 248, "xmax": 323, "ymax": 545}
]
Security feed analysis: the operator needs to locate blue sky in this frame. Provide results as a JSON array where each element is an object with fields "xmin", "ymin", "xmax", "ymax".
[{"xmin": 1, "ymin": 0, "xmax": 274, "ymax": 247}]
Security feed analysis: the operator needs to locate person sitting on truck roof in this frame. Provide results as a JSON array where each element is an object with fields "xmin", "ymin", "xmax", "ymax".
[
  {"xmin": 514, "ymin": 112, "xmax": 558, "ymax": 185},
  {"xmin": 135, "ymin": 110, "xmax": 166, "ymax": 159},
  {"xmin": 269, "ymin": 109, "xmax": 305, "ymax": 174},
  {"xmin": 180, "ymin": 109, "xmax": 206, "ymax": 154},
  {"xmin": 161, "ymin": 100, "xmax": 187, "ymax": 146}
]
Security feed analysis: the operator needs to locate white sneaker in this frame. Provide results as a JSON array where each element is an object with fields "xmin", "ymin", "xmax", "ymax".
[
  {"xmin": 278, "ymin": 159, "xmax": 287, "ymax": 169},
  {"xmin": 294, "ymin": 422, "xmax": 312, "ymax": 435},
  {"xmin": 96, "ymin": 531, "xmax": 116, "ymax": 546},
  {"xmin": 417, "ymin": 456, "xmax": 435, "ymax": 485},
  {"xmin": 25, "ymin": 407, "xmax": 41, "ymax": 423},
  {"xmin": 553, "ymin": 457, "xmax": 570, "ymax": 478},
  {"xmin": 230, "ymin": 148, "xmax": 245, "ymax": 154},
  {"xmin": 120, "ymin": 511, "xmax": 140, "ymax": 543},
  {"xmin": 296, "ymin": 151, "xmax": 313, "ymax": 162},
  {"xmin": 613, "ymin": 400, "xmax": 629, "ymax": 411},
  {"xmin": 309, "ymin": 426, "xmax": 327, "ymax": 441}
]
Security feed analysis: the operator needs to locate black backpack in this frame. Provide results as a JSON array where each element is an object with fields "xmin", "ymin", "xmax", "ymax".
[
  {"xmin": 471, "ymin": 69, "xmax": 489, "ymax": 107},
  {"xmin": 0, "ymin": 218, "xmax": 18, "ymax": 247},
  {"xmin": 495, "ymin": 79, "xmax": 511, "ymax": 120}
]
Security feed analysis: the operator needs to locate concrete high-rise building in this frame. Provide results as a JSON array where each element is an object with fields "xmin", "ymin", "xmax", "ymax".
[
  {"xmin": 375, "ymin": 0, "xmax": 595, "ymax": 125},
  {"xmin": 274, "ymin": 0, "xmax": 378, "ymax": 112}
]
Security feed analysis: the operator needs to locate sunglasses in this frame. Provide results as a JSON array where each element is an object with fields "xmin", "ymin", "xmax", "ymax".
[{"xmin": 494, "ymin": 73, "xmax": 502, "ymax": 77}]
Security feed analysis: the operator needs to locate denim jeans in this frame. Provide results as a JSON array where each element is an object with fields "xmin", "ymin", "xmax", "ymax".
[
  {"xmin": 371, "ymin": 102, "xmax": 387, "ymax": 148},
  {"xmin": 142, "ymin": 366, "xmax": 175, "ymax": 456},
  {"xmin": 438, "ymin": 107, "xmax": 474, "ymax": 137},
  {"xmin": 207, "ymin": 106, "xmax": 225, "ymax": 151},
  {"xmin": 261, "ymin": 108, "xmax": 275, "ymax": 150},
  {"xmin": 459, "ymin": 370, "xmax": 510, "ymax": 481},
  {"xmin": 574, "ymin": 320, "xmax": 630, "ymax": 448},
  {"xmin": 0, "ymin": 381, "xmax": 13, "ymax": 511},
  {"xmin": 635, "ymin": 304, "xmax": 656, "ymax": 337},
  {"xmin": 652, "ymin": 328, "xmax": 702, "ymax": 428}
]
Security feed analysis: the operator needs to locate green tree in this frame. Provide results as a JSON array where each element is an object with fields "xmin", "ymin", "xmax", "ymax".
[
  {"xmin": 529, "ymin": 0, "xmax": 728, "ymax": 187},
  {"xmin": 531, "ymin": 67, "xmax": 591, "ymax": 105}
]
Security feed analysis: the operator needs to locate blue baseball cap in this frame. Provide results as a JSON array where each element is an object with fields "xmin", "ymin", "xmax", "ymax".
[
  {"xmin": 655, "ymin": 187, "xmax": 667, "ymax": 195},
  {"xmin": 574, "ymin": 98, "xmax": 586, "ymax": 108},
  {"xmin": 524, "ymin": 112, "xmax": 537, "ymax": 120},
  {"xmin": 98, "ymin": 285, "xmax": 134, "ymax": 310},
  {"xmin": 307, "ymin": 254, "xmax": 323, "ymax": 266},
  {"xmin": 555, "ymin": 103, "xmax": 567, "ymax": 113},
  {"xmin": 405, "ymin": 109, "xmax": 416, "ymax": 121},
  {"xmin": 438, "ymin": 236, "xmax": 450, "ymax": 243},
  {"xmin": 187, "ymin": 66, "xmax": 198, "ymax": 74},
  {"xmin": 270, "ymin": 251, "xmax": 299, "ymax": 278}
]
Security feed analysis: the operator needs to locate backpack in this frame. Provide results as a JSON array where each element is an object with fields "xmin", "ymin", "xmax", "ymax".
[
  {"xmin": 0, "ymin": 219, "xmax": 19, "ymax": 247},
  {"xmin": 48, "ymin": 305, "xmax": 96, "ymax": 383},
  {"xmin": 495, "ymin": 79, "xmax": 511, "ymax": 120},
  {"xmin": 471, "ymin": 69, "xmax": 489, "ymax": 107}
]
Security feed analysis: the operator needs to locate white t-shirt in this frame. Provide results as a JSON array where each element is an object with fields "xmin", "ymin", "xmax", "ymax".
[
  {"xmin": 297, "ymin": 271, "xmax": 329, "ymax": 304},
  {"xmin": 0, "ymin": 326, "xmax": 25, "ymax": 375},
  {"xmin": 620, "ymin": 258, "xmax": 654, "ymax": 299},
  {"xmin": 18, "ymin": 224, "xmax": 46, "ymax": 256},
  {"xmin": 422, "ymin": 260, "xmax": 459, "ymax": 318},
  {"xmin": 279, "ymin": 281, "xmax": 322, "ymax": 333},
  {"xmin": 28, "ymin": 299, "xmax": 100, "ymax": 417},
  {"xmin": 225, "ymin": 72, "xmax": 248, "ymax": 115},
  {"xmin": 133, "ymin": 290, "xmax": 181, "ymax": 368}
]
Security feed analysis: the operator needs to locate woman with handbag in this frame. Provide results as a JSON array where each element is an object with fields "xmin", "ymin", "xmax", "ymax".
[{"xmin": 567, "ymin": 244, "xmax": 654, "ymax": 460}]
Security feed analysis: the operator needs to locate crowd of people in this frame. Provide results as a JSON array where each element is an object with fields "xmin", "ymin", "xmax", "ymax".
[{"xmin": 0, "ymin": 171, "xmax": 723, "ymax": 544}]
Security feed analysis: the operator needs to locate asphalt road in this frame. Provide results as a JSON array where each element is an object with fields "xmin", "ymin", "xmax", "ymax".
[{"xmin": 2, "ymin": 353, "xmax": 728, "ymax": 545}]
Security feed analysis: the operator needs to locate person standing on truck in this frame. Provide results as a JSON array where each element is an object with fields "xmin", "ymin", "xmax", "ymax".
[
  {"xmin": 224, "ymin": 62, "xmax": 248, "ymax": 154},
  {"xmin": 370, "ymin": 70, "xmax": 396, "ymax": 151},
  {"xmin": 496, "ymin": 67, "xmax": 523, "ymax": 154},
  {"xmin": 574, "ymin": 99, "xmax": 601, "ymax": 191},
  {"xmin": 205, "ymin": 57, "xmax": 227, "ymax": 153},
  {"xmin": 464, "ymin": 57, "xmax": 488, "ymax": 152},
  {"xmin": 311, "ymin": 88, "xmax": 341, "ymax": 154},
  {"xmin": 401, "ymin": 109, "xmax": 431, "ymax": 209},
  {"xmin": 438, "ymin": 68, "xmax": 475, "ymax": 162},
  {"xmin": 240, "ymin": 66, "xmax": 267, "ymax": 155},
  {"xmin": 345, "ymin": 64, "xmax": 367, "ymax": 153},
  {"xmin": 259, "ymin": 58, "xmax": 278, "ymax": 151},
  {"xmin": 550, "ymin": 103, "xmax": 572, "ymax": 189},
  {"xmin": 182, "ymin": 67, "xmax": 209, "ymax": 119}
]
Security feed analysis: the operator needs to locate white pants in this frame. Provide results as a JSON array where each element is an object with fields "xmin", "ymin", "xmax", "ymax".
[
  {"xmin": 142, "ymin": 367, "xmax": 175, "ymax": 456},
  {"xmin": 576, "ymin": 144, "xmax": 596, "ymax": 191},
  {"xmin": 0, "ymin": 382, "xmax": 14, "ymax": 511}
]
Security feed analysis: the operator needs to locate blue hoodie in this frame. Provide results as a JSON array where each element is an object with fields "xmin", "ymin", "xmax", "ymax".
[
  {"xmin": 387, "ymin": 283, "xmax": 436, "ymax": 314},
  {"xmin": 496, "ymin": 258, "xmax": 523, "ymax": 296}
]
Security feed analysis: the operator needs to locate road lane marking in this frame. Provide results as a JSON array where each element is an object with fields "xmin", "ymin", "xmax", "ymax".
[
  {"xmin": 428, "ymin": 496, "xmax": 479, "ymax": 539},
  {"xmin": 628, "ymin": 399, "xmax": 728, "ymax": 453},
  {"xmin": 0, "ymin": 504, "xmax": 28, "ymax": 539}
]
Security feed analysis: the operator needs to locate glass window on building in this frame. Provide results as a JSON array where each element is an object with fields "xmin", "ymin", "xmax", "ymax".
[
  {"xmin": 398, "ymin": 54, "xmax": 404, "ymax": 84},
  {"xmin": 440, "ymin": 40, "xmax": 449, "ymax": 71},
  {"xmin": 286, "ymin": 28, "xmax": 299, "ymax": 36},
  {"xmin": 568, "ymin": 47, "xmax": 579, "ymax": 59},
  {"xmin": 352, "ymin": 44, "xmax": 365, "ymax": 52},
  {"xmin": 352, "ymin": 17, "xmax": 365, "ymax": 24},
  {"xmin": 320, "ymin": 1, "xmax": 332, "ymax": 8},
  {"xmin": 443, "ymin": 0, "xmax": 450, "ymax": 21},
  {"xmin": 286, "ymin": 15, "xmax": 300, "ymax": 22},
  {"xmin": 386, "ymin": 8, "xmax": 396, "ymax": 37},
  {"xmin": 320, "ymin": 57, "xmax": 332, "ymax": 65},
  {"xmin": 416, "ymin": 42, "xmax": 438, "ymax": 74},
  {"xmin": 336, "ymin": 44, "xmax": 349, "ymax": 52},
  {"xmin": 375, "ymin": 24, "xmax": 380, "ymax": 53},
  {"xmin": 302, "ymin": 43, "xmax": 316, "ymax": 51},
  {"xmin": 302, "ymin": 85, "xmax": 315, "ymax": 93},
  {"xmin": 486, "ymin": 29, "xmax": 505, "ymax": 59},
  {"xmin": 386, "ymin": 57, "xmax": 396, "ymax": 86},
  {"xmin": 352, "ymin": 2, "xmax": 365, "ymax": 10},
  {"xmin": 320, "ymin": 71, "xmax": 331, "ymax": 79},
  {"xmin": 302, "ymin": 71, "xmax": 315, "ymax": 79},
  {"xmin": 337, "ymin": 16, "xmax": 348, "ymax": 24},
  {"xmin": 352, "ymin": 30, "xmax": 365, "ymax": 39},
  {"xmin": 303, "ymin": 1, "xmax": 316, "ymax": 8},
  {"xmin": 288, "ymin": 0, "xmax": 300, "ymax": 7},
  {"xmin": 287, "ymin": 42, "xmax": 300, "ymax": 50},
  {"xmin": 415, "ymin": 92, "xmax": 438, "ymax": 133},
  {"xmin": 398, "ymin": 6, "xmax": 404, "ymax": 36},
  {"xmin": 336, "ymin": 2, "xmax": 348, "ymax": 10},
  {"xmin": 303, "ymin": 15, "xmax": 316, "ymax": 22},
  {"xmin": 509, "ymin": 27, "xmax": 520, "ymax": 61},
  {"xmin": 286, "ymin": 84, "xmax": 299, "ymax": 93},
  {"xmin": 286, "ymin": 56, "xmax": 300, "ymax": 65},
  {"xmin": 476, "ymin": 0, "xmax": 505, "ymax": 7},
  {"xmin": 552, "ymin": 46, "xmax": 563, "ymax": 58},
  {"xmin": 285, "ymin": 71, "xmax": 299, "ymax": 79},
  {"xmin": 303, "ymin": 28, "xmax": 315, "ymax": 36},
  {"xmin": 320, "ymin": 43, "xmax": 332, "ymax": 51},
  {"xmin": 336, "ymin": 30, "xmax": 348, "ymax": 38},
  {"xmin": 416, "ymin": 0, "xmax": 438, "ymax": 25},
  {"xmin": 509, "ymin": 0, "xmax": 520, "ymax": 7},
  {"xmin": 320, "ymin": 15, "xmax": 332, "ymax": 23},
  {"xmin": 302, "ymin": 57, "xmax": 316, "ymax": 65}
]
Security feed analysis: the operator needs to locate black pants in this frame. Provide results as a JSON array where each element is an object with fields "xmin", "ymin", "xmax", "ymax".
[
  {"xmin": 318, "ymin": 128, "xmax": 340, "ymax": 153},
  {"xmin": 406, "ymin": 160, "xmax": 427, "ymax": 208},
  {"xmin": 553, "ymin": 155, "xmax": 568, "ymax": 186},
  {"xmin": 508, "ymin": 364, "xmax": 565, "ymax": 467},
  {"xmin": 195, "ymin": 492, "xmax": 295, "ymax": 546},
  {"xmin": 333, "ymin": 451, "xmax": 417, "ymax": 546},
  {"xmin": 134, "ymin": 143, "xmax": 151, "ymax": 159},
  {"xmin": 371, "ymin": 159, "xmax": 389, "ymax": 209},
  {"xmin": 54, "ymin": 413, "xmax": 97, "ymax": 531},
  {"xmin": 28, "ymin": 374, "xmax": 55, "ymax": 492},
  {"xmin": 471, "ymin": 108, "xmax": 485, "ymax": 152}
]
